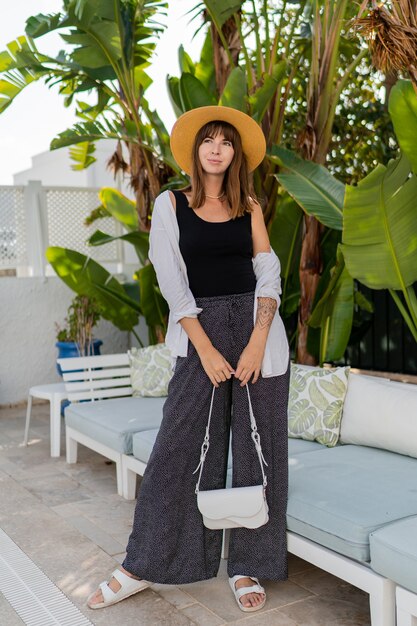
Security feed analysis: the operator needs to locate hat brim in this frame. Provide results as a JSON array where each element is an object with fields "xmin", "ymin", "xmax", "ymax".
[{"xmin": 170, "ymin": 106, "xmax": 266, "ymax": 175}]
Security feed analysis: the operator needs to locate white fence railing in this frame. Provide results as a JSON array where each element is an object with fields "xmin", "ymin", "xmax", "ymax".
[{"xmin": 0, "ymin": 182, "xmax": 124, "ymax": 277}]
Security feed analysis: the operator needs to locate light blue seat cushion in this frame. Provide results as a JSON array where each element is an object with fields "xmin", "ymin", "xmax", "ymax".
[
  {"xmin": 288, "ymin": 438, "xmax": 326, "ymax": 455},
  {"xmin": 287, "ymin": 444, "xmax": 417, "ymax": 562},
  {"xmin": 132, "ymin": 429, "xmax": 234, "ymax": 471},
  {"xmin": 65, "ymin": 396, "xmax": 165, "ymax": 454},
  {"xmin": 370, "ymin": 516, "xmax": 417, "ymax": 594},
  {"xmin": 132, "ymin": 429, "xmax": 159, "ymax": 464}
]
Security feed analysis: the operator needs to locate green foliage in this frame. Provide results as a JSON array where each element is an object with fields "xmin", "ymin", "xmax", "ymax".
[
  {"xmin": 308, "ymin": 247, "xmax": 354, "ymax": 364},
  {"xmin": 219, "ymin": 67, "xmax": 247, "ymax": 110},
  {"xmin": 341, "ymin": 154, "xmax": 417, "ymax": 291},
  {"xmin": 134, "ymin": 264, "xmax": 168, "ymax": 344},
  {"xmin": 341, "ymin": 152, "xmax": 417, "ymax": 342},
  {"xmin": 46, "ymin": 246, "xmax": 141, "ymax": 333},
  {"xmin": 389, "ymin": 80, "xmax": 417, "ymax": 175},
  {"xmin": 55, "ymin": 294, "xmax": 101, "ymax": 356},
  {"xmin": 270, "ymin": 146, "xmax": 344, "ymax": 231}
]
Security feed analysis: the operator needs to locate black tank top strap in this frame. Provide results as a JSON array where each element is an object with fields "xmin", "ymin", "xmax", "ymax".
[{"xmin": 171, "ymin": 189, "xmax": 189, "ymax": 215}]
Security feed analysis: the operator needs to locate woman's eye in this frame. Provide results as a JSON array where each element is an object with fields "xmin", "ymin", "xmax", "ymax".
[{"xmin": 203, "ymin": 138, "xmax": 212, "ymax": 143}]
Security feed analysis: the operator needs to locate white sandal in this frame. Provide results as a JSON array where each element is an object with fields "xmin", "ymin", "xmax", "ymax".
[
  {"xmin": 229, "ymin": 575, "xmax": 266, "ymax": 612},
  {"xmin": 87, "ymin": 568, "xmax": 150, "ymax": 609}
]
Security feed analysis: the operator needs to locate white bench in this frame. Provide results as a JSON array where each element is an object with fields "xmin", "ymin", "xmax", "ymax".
[{"xmin": 58, "ymin": 353, "xmax": 164, "ymax": 496}]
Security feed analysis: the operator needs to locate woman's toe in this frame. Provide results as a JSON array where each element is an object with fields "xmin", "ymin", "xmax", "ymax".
[{"xmin": 88, "ymin": 589, "xmax": 103, "ymax": 607}]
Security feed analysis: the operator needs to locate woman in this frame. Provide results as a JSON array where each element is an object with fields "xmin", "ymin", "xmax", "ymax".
[{"xmin": 87, "ymin": 105, "xmax": 289, "ymax": 613}]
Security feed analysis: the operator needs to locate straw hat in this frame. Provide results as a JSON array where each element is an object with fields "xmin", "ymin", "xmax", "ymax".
[{"xmin": 170, "ymin": 105, "xmax": 266, "ymax": 175}]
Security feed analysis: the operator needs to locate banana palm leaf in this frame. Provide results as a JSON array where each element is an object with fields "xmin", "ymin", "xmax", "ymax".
[
  {"xmin": 389, "ymin": 79, "xmax": 417, "ymax": 175},
  {"xmin": 204, "ymin": 0, "xmax": 244, "ymax": 28},
  {"xmin": 194, "ymin": 32, "xmax": 215, "ymax": 92},
  {"xmin": 134, "ymin": 264, "xmax": 168, "ymax": 332},
  {"xmin": 179, "ymin": 72, "xmax": 216, "ymax": 110},
  {"xmin": 309, "ymin": 247, "xmax": 354, "ymax": 364},
  {"xmin": 69, "ymin": 141, "xmax": 96, "ymax": 170},
  {"xmin": 270, "ymin": 146, "xmax": 344, "ymax": 230},
  {"xmin": 99, "ymin": 188, "xmax": 138, "ymax": 231},
  {"xmin": 46, "ymin": 246, "xmax": 140, "ymax": 331},
  {"xmin": 248, "ymin": 62, "xmax": 287, "ymax": 122},
  {"xmin": 341, "ymin": 153, "xmax": 417, "ymax": 290},
  {"xmin": 219, "ymin": 67, "xmax": 246, "ymax": 110},
  {"xmin": 88, "ymin": 230, "xmax": 149, "ymax": 265}
]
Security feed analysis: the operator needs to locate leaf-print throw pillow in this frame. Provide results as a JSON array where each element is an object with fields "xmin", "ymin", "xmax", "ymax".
[
  {"xmin": 128, "ymin": 343, "xmax": 172, "ymax": 397},
  {"xmin": 288, "ymin": 364, "xmax": 350, "ymax": 447}
]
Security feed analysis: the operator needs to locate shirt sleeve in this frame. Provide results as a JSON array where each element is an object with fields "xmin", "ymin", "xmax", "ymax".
[
  {"xmin": 149, "ymin": 199, "xmax": 202, "ymax": 323},
  {"xmin": 253, "ymin": 250, "xmax": 282, "ymax": 307}
]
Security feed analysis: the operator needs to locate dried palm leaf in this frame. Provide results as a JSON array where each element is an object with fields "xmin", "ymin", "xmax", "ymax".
[{"xmin": 352, "ymin": 0, "xmax": 417, "ymax": 79}]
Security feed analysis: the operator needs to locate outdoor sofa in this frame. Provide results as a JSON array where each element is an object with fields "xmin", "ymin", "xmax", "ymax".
[{"xmin": 59, "ymin": 353, "xmax": 417, "ymax": 626}]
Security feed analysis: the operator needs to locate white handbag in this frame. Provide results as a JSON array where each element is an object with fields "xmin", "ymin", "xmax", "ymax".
[{"xmin": 194, "ymin": 384, "xmax": 269, "ymax": 530}]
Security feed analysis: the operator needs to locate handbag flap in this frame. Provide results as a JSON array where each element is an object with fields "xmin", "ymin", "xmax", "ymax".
[{"xmin": 197, "ymin": 485, "xmax": 265, "ymax": 520}]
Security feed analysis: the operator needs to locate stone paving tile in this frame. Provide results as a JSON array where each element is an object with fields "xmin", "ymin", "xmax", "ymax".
[
  {"xmin": 112, "ymin": 552, "xmax": 127, "ymax": 565},
  {"xmin": 278, "ymin": 595, "xmax": 371, "ymax": 626},
  {"xmin": 66, "ymin": 515, "xmax": 126, "ymax": 556},
  {"xmin": 290, "ymin": 567, "xmax": 370, "ymax": 612},
  {"xmin": 19, "ymin": 473, "xmax": 95, "ymax": 507},
  {"xmin": 227, "ymin": 608, "xmax": 299, "ymax": 625},
  {"xmin": 151, "ymin": 583, "xmax": 197, "ymax": 609},
  {"xmin": 287, "ymin": 552, "xmax": 317, "ymax": 576},
  {"xmin": 180, "ymin": 601, "xmax": 227, "ymax": 625}
]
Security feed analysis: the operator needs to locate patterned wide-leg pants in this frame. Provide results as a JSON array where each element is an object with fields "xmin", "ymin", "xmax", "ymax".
[{"xmin": 123, "ymin": 291, "xmax": 290, "ymax": 584}]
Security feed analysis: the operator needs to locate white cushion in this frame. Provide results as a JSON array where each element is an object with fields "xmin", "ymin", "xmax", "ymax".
[{"xmin": 340, "ymin": 374, "xmax": 417, "ymax": 457}]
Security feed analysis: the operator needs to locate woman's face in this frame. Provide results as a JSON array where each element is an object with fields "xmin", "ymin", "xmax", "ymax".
[{"xmin": 198, "ymin": 132, "xmax": 235, "ymax": 175}]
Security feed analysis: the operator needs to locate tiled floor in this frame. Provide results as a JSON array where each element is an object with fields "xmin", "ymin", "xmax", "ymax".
[{"xmin": 0, "ymin": 403, "xmax": 371, "ymax": 625}]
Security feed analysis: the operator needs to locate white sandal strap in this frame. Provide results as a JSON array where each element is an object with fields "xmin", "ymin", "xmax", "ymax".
[
  {"xmin": 99, "ymin": 569, "xmax": 144, "ymax": 603},
  {"xmin": 111, "ymin": 568, "xmax": 134, "ymax": 587},
  {"xmin": 99, "ymin": 581, "xmax": 114, "ymax": 603},
  {"xmin": 235, "ymin": 584, "xmax": 265, "ymax": 599},
  {"xmin": 229, "ymin": 575, "xmax": 261, "ymax": 587}
]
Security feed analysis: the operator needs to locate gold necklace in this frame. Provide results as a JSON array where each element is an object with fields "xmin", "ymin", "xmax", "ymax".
[{"xmin": 205, "ymin": 192, "xmax": 225, "ymax": 199}]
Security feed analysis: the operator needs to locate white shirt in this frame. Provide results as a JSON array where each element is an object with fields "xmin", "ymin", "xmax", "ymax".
[{"xmin": 148, "ymin": 190, "xmax": 289, "ymax": 376}]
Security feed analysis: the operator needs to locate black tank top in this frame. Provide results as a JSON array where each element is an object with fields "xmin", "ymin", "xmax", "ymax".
[{"xmin": 174, "ymin": 190, "xmax": 256, "ymax": 298}]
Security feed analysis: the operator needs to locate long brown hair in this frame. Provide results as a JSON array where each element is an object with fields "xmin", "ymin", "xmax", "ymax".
[{"xmin": 188, "ymin": 121, "xmax": 257, "ymax": 219}]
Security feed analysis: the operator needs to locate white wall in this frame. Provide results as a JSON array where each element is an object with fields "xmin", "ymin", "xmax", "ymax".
[
  {"xmin": 13, "ymin": 141, "xmax": 132, "ymax": 197},
  {"xmin": 0, "ymin": 276, "xmax": 147, "ymax": 405}
]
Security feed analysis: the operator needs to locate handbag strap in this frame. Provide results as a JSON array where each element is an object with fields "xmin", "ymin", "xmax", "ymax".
[{"xmin": 193, "ymin": 384, "xmax": 268, "ymax": 494}]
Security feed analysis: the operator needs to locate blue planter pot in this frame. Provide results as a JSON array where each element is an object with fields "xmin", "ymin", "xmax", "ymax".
[{"xmin": 55, "ymin": 339, "xmax": 103, "ymax": 376}]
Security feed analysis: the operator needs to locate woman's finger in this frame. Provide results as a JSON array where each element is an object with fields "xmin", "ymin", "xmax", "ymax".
[
  {"xmin": 239, "ymin": 370, "xmax": 252, "ymax": 386},
  {"xmin": 224, "ymin": 359, "xmax": 235, "ymax": 374},
  {"xmin": 252, "ymin": 368, "xmax": 260, "ymax": 384}
]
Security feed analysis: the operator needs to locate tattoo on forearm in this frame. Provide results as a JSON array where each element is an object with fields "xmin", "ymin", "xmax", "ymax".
[{"xmin": 255, "ymin": 297, "xmax": 277, "ymax": 330}]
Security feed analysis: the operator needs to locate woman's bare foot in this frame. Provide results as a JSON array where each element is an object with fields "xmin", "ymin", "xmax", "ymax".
[
  {"xmin": 88, "ymin": 566, "xmax": 141, "ymax": 607},
  {"xmin": 234, "ymin": 576, "xmax": 265, "ymax": 608}
]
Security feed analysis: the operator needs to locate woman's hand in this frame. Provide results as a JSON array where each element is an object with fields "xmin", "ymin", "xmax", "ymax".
[
  {"xmin": 235, "ymin": 337, "xmax": 266, "ymax": 386},
  {"xmin": 197, "ymin": 344, "xmax": 235, "ymax": 387}
]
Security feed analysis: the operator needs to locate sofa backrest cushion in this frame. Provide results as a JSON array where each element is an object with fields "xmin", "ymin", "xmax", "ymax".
[{"xmin": 340, "ymin": 373, "xmax": 417, "ymax": 457}]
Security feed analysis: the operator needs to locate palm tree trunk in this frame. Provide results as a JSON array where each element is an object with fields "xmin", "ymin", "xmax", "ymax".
[
  {"xmin": 297, "ymin": 216, "xmax": 322, "ymax": 363},
  {"xmin": 210, "ymin": 15, "xmax": 241, "ymax": 93}
]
